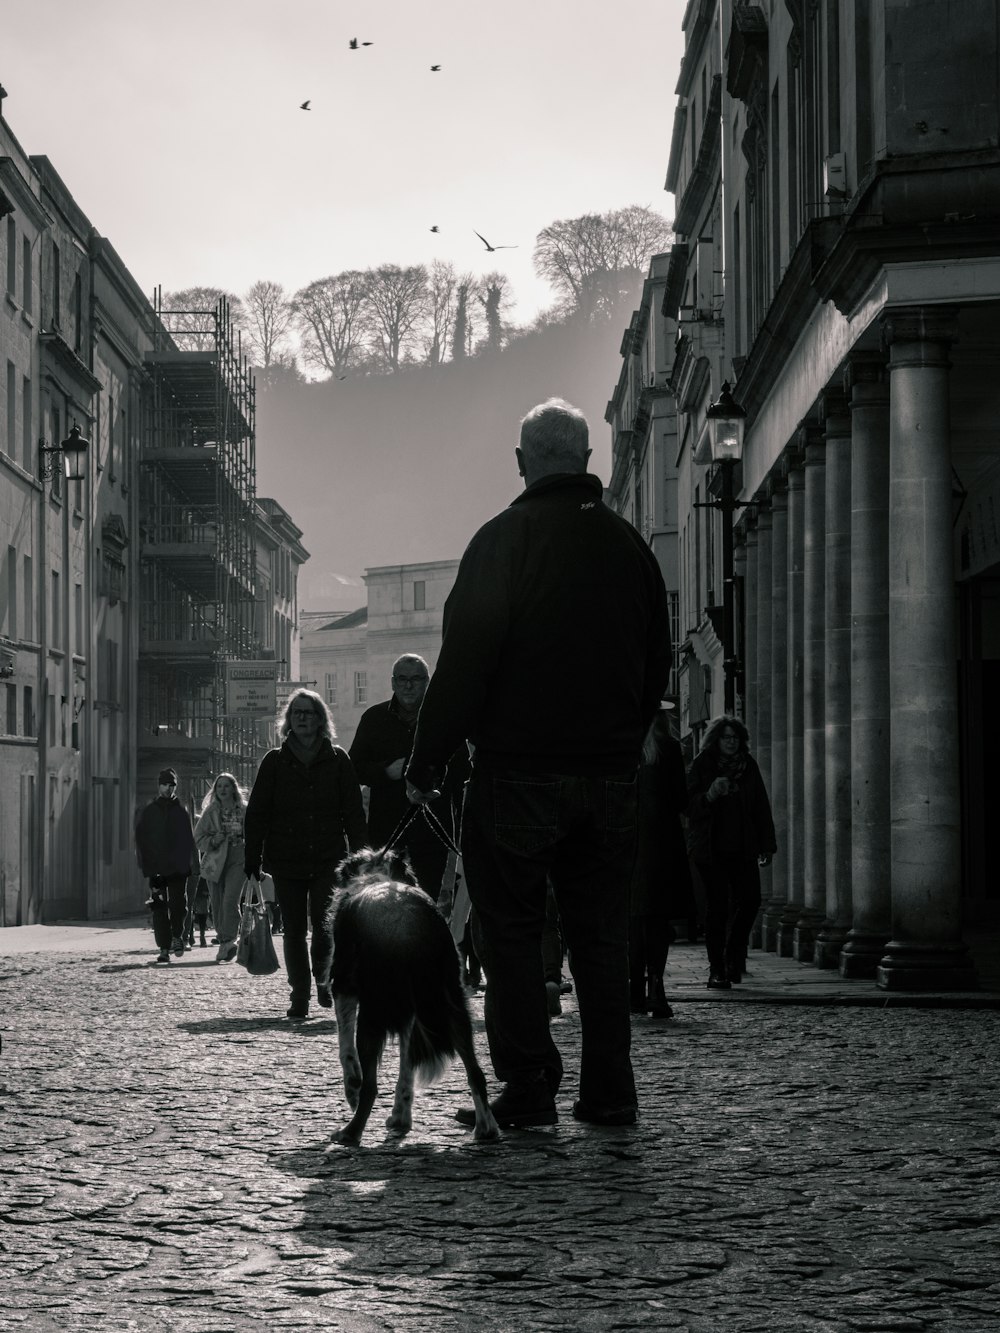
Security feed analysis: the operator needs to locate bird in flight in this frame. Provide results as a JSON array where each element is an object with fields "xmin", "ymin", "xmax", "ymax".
[
  {"xmin": 430, "ymin": 64, "xmax": 441, "ymax": 71},
  {"xmin": 430, "ymin": 225, "xmax": 440, "ymax": 233},
  {"xmin": 349, "ymin": 38, "xmax": 373, "ymax": 48},
  {"xmin": 474, "ymin": 230, "xmax": 518, "ymax": 252},
  {"xmin": 300, "ymin": 100, "xmax": 311, "ymax": 110}
]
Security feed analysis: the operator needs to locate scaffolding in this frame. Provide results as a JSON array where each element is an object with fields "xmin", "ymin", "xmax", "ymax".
[{"xmin": 138, "ymin": 292, "xmax": 260, "ymax": 791}]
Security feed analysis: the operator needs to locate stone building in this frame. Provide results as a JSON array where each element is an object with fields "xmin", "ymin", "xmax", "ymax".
[
  {"xmin": 665, "ymin": 0, "xmax": 1000, "ymax": 988},
  {"xmin": 301, "ymin": 558, "xmax": 459, "ymax": 752}
]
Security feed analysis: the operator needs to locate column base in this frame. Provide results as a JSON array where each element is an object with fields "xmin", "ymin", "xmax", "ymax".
[
  {"xmin": 776, "ymin": 906, "xmax": 801, "ymax": 958},
  {"xmin": 814, "ymin": 924, "xmax": 849, "ymax": 970},
  {"xmin": 876, "ymin": 940, "xmax": 978, "ymax": 992},
  {"xmin": 839, "ymin": 930, "xmax": 891, "ymax": 980},
  {"xmin": 761, "ymin": 903, "xmax": 786, "ymax": 953},
  {"xmin": 792, "ymin": 910, "xmax": 825, "ymax": 963}
]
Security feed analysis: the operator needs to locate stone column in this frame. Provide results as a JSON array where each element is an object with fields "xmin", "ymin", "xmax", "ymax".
[
  {"xmin": 877, "ymin": 307, "xmax": 976, "ymax": 990},
  {"xmin": 762, "ymin": 482, "xmax": 788, "ymax": 950},
  {"xmin": 840, "ymin": 357, "xmax": 892, "ymax": 977},
  {"xmin": 794, "ymin": 430, "xmax": 826, "ymax": 961},
  {"xmin": 815, "ymin": 391, "xmax": 854, "ymax": 967},
  {"xmin": 778, "ymin": 449, "xmax": 806, "ymax": 956},
  {"xmin": 743, "ymin": 517, "xmax": 761, "ymax": 946},
  {"xmin": 754, "ymin": 501, "xmax": 773, "ymax": 941}
]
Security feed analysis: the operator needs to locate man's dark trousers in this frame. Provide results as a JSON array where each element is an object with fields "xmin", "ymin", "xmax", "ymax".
[
  {"xmin": 462, "ymin": 764, "xmax": 639, "ymax": 1112},
  {"xmin": 150, "ymin": 875, "xmax": 189, "ymax": 949}
]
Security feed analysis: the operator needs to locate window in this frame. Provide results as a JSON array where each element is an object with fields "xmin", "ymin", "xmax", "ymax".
[
  {"xmin": 51, "ymin": 571, "xmax": 60, "ymax": 648},
  {"xmin": 6, "ymin": 360, "xmax": 14, "ymax": 459},
  {"xmin": 51, "ymin": 240, "xmax": 60, "ymax": 328},
  {"xmin": 22, "ymin": 235, "xmax": 31, "ymax": 313},
  {"xmin": 325, "ymin": 671, "xmax": 337, "ymax": 707},
  {"xmin": 22, "ymin": 375, "xmax": 30, "ymax": 470},
  {"xmin": 413, "ymin": 580, "xmax": 426, "ymax": 611},
  {"xmin": 23, "ymin": 685, "xmax": 33, "ymax": 737},
  {"xmin": 5, "ymin": 216, "xmax": 15, "ymax": 296},
  {"xmin": 5, "ymin": 683, "xmax": 16, "ymax": 734},
  {"xmin": 74, "ymin": 583, "xmax": 83, "ymax": 655},
  {"xmin": 23, "ymin": 555, "xmax": 32, "ymax": 639},
  {"xmin": 6, "ymin": 545, "xmax": 16, "ymax": 637},
  {"xmin": 354, "ymin": 671, "xmax": 367, "ymax": 705}
]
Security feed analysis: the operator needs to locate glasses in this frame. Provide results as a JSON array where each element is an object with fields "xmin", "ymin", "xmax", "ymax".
[
  {"xmin": 393, "ymin": 676, "xmax": 427, "ymax": 687},
  {"xmin": 719, "ymin": 733, "xmax": 740, "ymax": 743},
  {"xmin": 290, "ymin": 709, "xmax": 317, "ymax": 720}
]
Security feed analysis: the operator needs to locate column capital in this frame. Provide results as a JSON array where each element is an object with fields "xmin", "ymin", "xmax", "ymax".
[
  {"xmin": 843, "ymin": 351, "xmax": 888, "ymax": 400},
  {"xmin": 820, "ymin": 386, "xmax": 851, "ymax": 432},
  {"xmin": 781, "ymin": 442, "xmax": 806, "ymax": 478},
  {"xmin": 881, "ymin": 305, "xmax": 959, "ymax": 365}
]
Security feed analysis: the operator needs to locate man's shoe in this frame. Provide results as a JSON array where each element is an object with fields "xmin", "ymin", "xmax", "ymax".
[
  {"xmin": 455, "ymin": 1082, "xmax": 557, "ymax": 1129},
  {"xmin": 286, "ymin": 1004, "xmax": 309, "ymax": 1020},
  {"xmin": 727, "ymin": 965, "xmax": 743, "ymax": 984},
  {"xmin": 216, "ymin": 941, "xmax": 238, "ymax": 963},
  {"xmin": 707, "ymin": 970, "xmax": 731, "ymax": 990},
  {"xmin": 316, "ymin": 983, "xmax": 333, "ymax": 1009},
  {"xmin": 171, "ymin": 937, "xmax": 185, "ymax": 956},
  {"xmin": 546, "ymin": 981, "xmax": 562, "ymax": 1017},
  {"xmin": 155, "ymin": 948, "xmax": 171, "ymax": 964},
  {"xmin": 572, "ymin": 1100, "xmax": 638, "ymax": 1127},
  {"xmin": 648, "ymin": 976, "xmax": 673, "ymax": 1019}
]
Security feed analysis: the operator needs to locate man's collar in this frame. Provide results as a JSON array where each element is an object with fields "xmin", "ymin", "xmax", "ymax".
[{"xmin": 511, "ymin": 472, "xmax": 603, "ymax": 505}]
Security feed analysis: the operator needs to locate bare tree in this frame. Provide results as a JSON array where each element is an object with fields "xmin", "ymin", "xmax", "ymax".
[
  {"xmin": 242, "ymin": 280, "xmax": 294, "ymax": 368},
  {"xmin": 451, "ymin": 273, "xmax": 482, "ymax": 361},
  {"xmin": 160, "ymin": 286, "xmax": 247, "ymax": 350},
  {"xmin": 424, "ymin": 260, "xmax": 457, "ymax": 366},
  {"xmin": 476, "ymin": 270, "xmax": 515, "ymax": 353},
  {"xmin": 532, "ymin": 206, "xmax": 673, "ymax": 318},
  {"xmin": 365, "ymin": 264, "xmax": 430, "ymax": 371},
  {"xmin": 292, "ymin": 271, "xmax": 370, "ymax": 378}
]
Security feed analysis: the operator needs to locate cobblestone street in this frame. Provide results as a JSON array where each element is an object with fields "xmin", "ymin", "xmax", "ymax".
[{"xmin": 2, "ymin": 925, "xmax": 999, "ymax": 1333}]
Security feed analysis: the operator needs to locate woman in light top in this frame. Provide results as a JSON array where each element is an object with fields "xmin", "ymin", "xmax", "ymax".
[{"xmin": 195, "ymin": 772, "xmax": 249, "ymax": 963}]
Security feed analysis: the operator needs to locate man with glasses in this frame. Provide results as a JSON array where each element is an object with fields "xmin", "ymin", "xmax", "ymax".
[
  {"xmin": 349, "ymin": 654, "xmax": 466, "ymax": 901},
  {"xmin": 406, "ymin": 398, "xmax": 672, "ymax": 1131},
  {"xmin": 135, "ymin": 767, "xmax": 197, "ymax": 964}
]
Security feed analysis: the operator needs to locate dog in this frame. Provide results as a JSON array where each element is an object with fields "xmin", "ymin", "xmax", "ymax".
[{"xmin": 313, "ymin": 847, "xmax": 500, "ymax": 1147}]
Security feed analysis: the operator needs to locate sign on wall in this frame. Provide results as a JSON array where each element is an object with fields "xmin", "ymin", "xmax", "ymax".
[{"xmin": 224, "ymin": 661, "xmax": 277, "ymax": 717}]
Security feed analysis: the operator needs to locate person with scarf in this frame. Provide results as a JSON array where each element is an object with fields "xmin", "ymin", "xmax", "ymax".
[
  {"xmin": 243, "ymin": 689, "xmax": 367, "ymax": 1020},
  {"xmin": 685, "ymin": 715, "xmax": 776, "ymax": 990}
]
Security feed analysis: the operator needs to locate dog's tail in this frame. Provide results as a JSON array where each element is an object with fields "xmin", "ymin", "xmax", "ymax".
[{"xmin": 406, "ymin": 949, "xmax": 475, "ymax": 1085}]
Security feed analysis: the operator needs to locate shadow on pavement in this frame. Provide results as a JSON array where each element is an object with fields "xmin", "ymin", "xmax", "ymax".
[{"xmin": 178, "ymin": 1016, "xmax": 339, "ymax": 1035}]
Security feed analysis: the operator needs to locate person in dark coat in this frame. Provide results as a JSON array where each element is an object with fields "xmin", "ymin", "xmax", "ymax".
[
  {"xmin": 349, "ymin": 654, "xmax": 468, "ymax": 901},
  {"xmin": 685, "ymin": 715, "xmax": 776, "ymax": 990},
  {"xmin": 244, "ymin": 689, "xmax": 367, "ymax": 1020},
  {"xmin": 134, "ymin": 767, "xmax": 197, "ymax": 964},
  {"xmin": 629, "ymin": 705, "xmax": 693, "ymax": 1019}
]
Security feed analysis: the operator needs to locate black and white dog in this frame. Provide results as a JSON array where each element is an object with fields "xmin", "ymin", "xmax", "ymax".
[{"xmin": 314, "ymin": 847, "xmax": 500, "ymax": 1147}]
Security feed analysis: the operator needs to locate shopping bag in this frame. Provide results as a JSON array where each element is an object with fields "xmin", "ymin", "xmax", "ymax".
[
  {"xmin": 236, "ymin": 878, "xmax": 280, "ymax": 975},
  {"xmin": 447, "ymin": 853, "xmax": 471, "ymax": 948}
]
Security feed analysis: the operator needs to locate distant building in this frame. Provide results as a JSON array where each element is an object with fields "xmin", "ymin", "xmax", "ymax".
[{"xmin": 301, "ymin": 558, "xmax": 459, "ymax": 752}]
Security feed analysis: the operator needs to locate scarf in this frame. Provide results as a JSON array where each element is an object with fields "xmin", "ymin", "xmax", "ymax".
[
  {"xmin": 287, "ymin": 734, "xmax": 323, "ymax": 767},
  {"xmin": 717, "ymin": 750, "xmax": 748, "ymax": 783}
]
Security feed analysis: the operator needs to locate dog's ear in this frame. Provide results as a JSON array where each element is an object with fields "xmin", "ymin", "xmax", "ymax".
[{"xmin": 390, "ymin": 850, "xmax": 418, "ymax": 886}]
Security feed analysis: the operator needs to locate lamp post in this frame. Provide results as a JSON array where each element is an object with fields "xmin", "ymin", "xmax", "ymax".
[
  {"xmin": 39, "ymin": 421, "xmax": 90, "ymax": 482},
  {"xmin": 705, "ymin": 382, "xmax": 747, "ymax": 715}
]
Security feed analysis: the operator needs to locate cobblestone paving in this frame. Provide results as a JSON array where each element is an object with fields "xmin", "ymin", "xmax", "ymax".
[{"xmin": 2, "ymin": 940, "xmax": 999, "ymax": 1333}]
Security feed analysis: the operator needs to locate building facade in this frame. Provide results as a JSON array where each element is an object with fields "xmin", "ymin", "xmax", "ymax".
[
  {"xmin": 301, "ymin": 559, "xmax": 459, "ymax": 752},
  {"xmin": 666, "ymin": 0, "xmax": 1000, "ymax": 988}
]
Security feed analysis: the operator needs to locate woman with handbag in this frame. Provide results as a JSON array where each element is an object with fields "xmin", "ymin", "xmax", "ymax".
[
  {"xmin": 243, "ymin": 689, "xmax": 368, "ymax": 1020},
  {"xmin": 194, "ymin": 773, "xmax": 249, "ymax": 964}
]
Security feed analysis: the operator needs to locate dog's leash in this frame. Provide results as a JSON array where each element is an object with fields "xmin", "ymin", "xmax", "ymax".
[
  {"xmin": 379, "ymin": 803, "xmax": 422, "ymax": 856},
  {"xmin": 379, "ymin": 800, "xmax": 461, "ymax": 860}
]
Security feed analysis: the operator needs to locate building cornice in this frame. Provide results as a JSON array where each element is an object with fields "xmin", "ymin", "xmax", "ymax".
[
  {"xmin": 0, "ymin": 155, "xmax": 50, "ymax": 229},
  {"xmin": 674, "ymin": 74, "xmax": 723, "ymax": 237}
]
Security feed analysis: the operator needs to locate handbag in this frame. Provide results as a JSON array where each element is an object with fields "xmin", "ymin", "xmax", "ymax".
[{"xmin": 236, "ymin": 877, "xmax": 280, "ymax": 975}]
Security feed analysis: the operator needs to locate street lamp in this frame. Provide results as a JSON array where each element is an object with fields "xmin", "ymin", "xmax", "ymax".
[
  {"xmin": 39, "ymin": 422, "xmax": 90, "ymax": 482},
  {"xmin": 705, "ymin": 382, "xmax": 747, "ymax": 714}
]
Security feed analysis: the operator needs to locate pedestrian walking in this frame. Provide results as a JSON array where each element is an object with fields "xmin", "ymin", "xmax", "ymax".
[
  {"xmin": 685, "ymin": 715, "xmax": 777, "ymax": 990},
  {"xmin": 349, "ymin": 654, "xmax": 468, "ymax": 902},
  {"xmin": 629, "ymin": 705, "xmax": 692, "ymax": 1019},
  {"xmin": 194, "ymin": 773, "xmax": 249, "ymax": 964},
  {"xmin": 134, "ymin": 768, "xmax": 197, "ymax": 964},
  {"xmin": 185, "ymin": 875, "xmax": 211, "ymax": 948},
  {"xmin": 243, "ymin": 688, "xmax": 368, "ymax": 1020},
  {"xmin": 406, "ymin": 397, "xmax": 672, "ymax": 1129}
]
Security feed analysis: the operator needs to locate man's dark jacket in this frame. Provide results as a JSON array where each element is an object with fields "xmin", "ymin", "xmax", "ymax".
[
  {"xmin": 135, "ymin": 796, "xmax": 197, "ymax": 880},
  {"xmin": 244, "ymin": 739, "xmax": 367, "ymax": 880},
  {"xmin": 349, "ymin": 698, "xmax": 468, "ymax": 848},
  {"xmin": 406, "ymin": 472, "xmax": 672, "ymax": 788}
]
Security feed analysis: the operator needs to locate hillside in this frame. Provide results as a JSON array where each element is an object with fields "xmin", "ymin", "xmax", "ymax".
[{"xmin": 254, "ymin": 299, "xmax": 638, "ymax": 609}]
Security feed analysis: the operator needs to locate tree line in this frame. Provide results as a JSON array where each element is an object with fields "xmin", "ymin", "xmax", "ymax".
[{"xmin": 164, "ymin": 205, "xmax": 673, "ymax": 381}]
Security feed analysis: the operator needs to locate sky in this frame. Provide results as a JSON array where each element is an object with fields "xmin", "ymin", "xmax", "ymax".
[{"xmin": 1, "ymin": 0, "xmax": 684, "ymax": 327}]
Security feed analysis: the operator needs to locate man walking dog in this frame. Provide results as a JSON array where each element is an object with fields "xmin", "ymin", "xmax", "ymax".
[
  {"xmin": 406, "ymin": 398, "xmax": 672, "ymax": 1129},
  {"xmin": 135, "ymin": 768, "xmax": 198, "ymax": 964}
]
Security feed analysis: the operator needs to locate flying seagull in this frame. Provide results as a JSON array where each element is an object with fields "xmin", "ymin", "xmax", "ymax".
[
  {"xmin": 430, "ymin": 64, "xmax": 441, "ymax": 71},
  {"xmin": 300, "ymin": 100, "xmax": 311, "ymax": 110},
  {"xmin": 474, "ymin": 230, "xmax": 518, "ymax": 252},
  {"xmin": 349, "ymin": 38, "xmax": 373, "ymax": 48},
  {"xmin": 430, "ymin": 225, "xmax": 440, "ymax": 233}
]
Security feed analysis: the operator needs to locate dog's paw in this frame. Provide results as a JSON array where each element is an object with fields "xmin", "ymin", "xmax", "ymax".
[
  {"xmin": 328, "ymin": 1126, "xmax": 362, "ymax": 1149},
  {"xmin": 474, "ymin": 1118, "xmax": 502, "ymax": 1143},
  {"xmin": 385, "ymin": 1108, "xmax": 412, "ymax": 1135},
  {"xmin": 316, "ymin": 984, "xmax": 333, "ymax": 1009}
]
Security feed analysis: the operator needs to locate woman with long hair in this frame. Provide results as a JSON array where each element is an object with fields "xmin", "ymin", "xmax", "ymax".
[
  {"xmin": 685, "ymin": 715, "xmax": 776, "ymax": 990},
  {"xmin": 194, "ymin": 772, "xmax": 249, "ymax": 963},
  {"xmin": 243, "ymin": 688, "xmax": 367, "ymax": 1020}
]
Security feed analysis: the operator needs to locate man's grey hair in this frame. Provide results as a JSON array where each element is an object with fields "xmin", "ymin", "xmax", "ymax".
[
  {"xmin": 519, "ymin": 398, "xmax": 589, "ymax": 473},
  {"xmin": 392, "ymin": 653, "xmax": 429, "ymax": 677}
]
